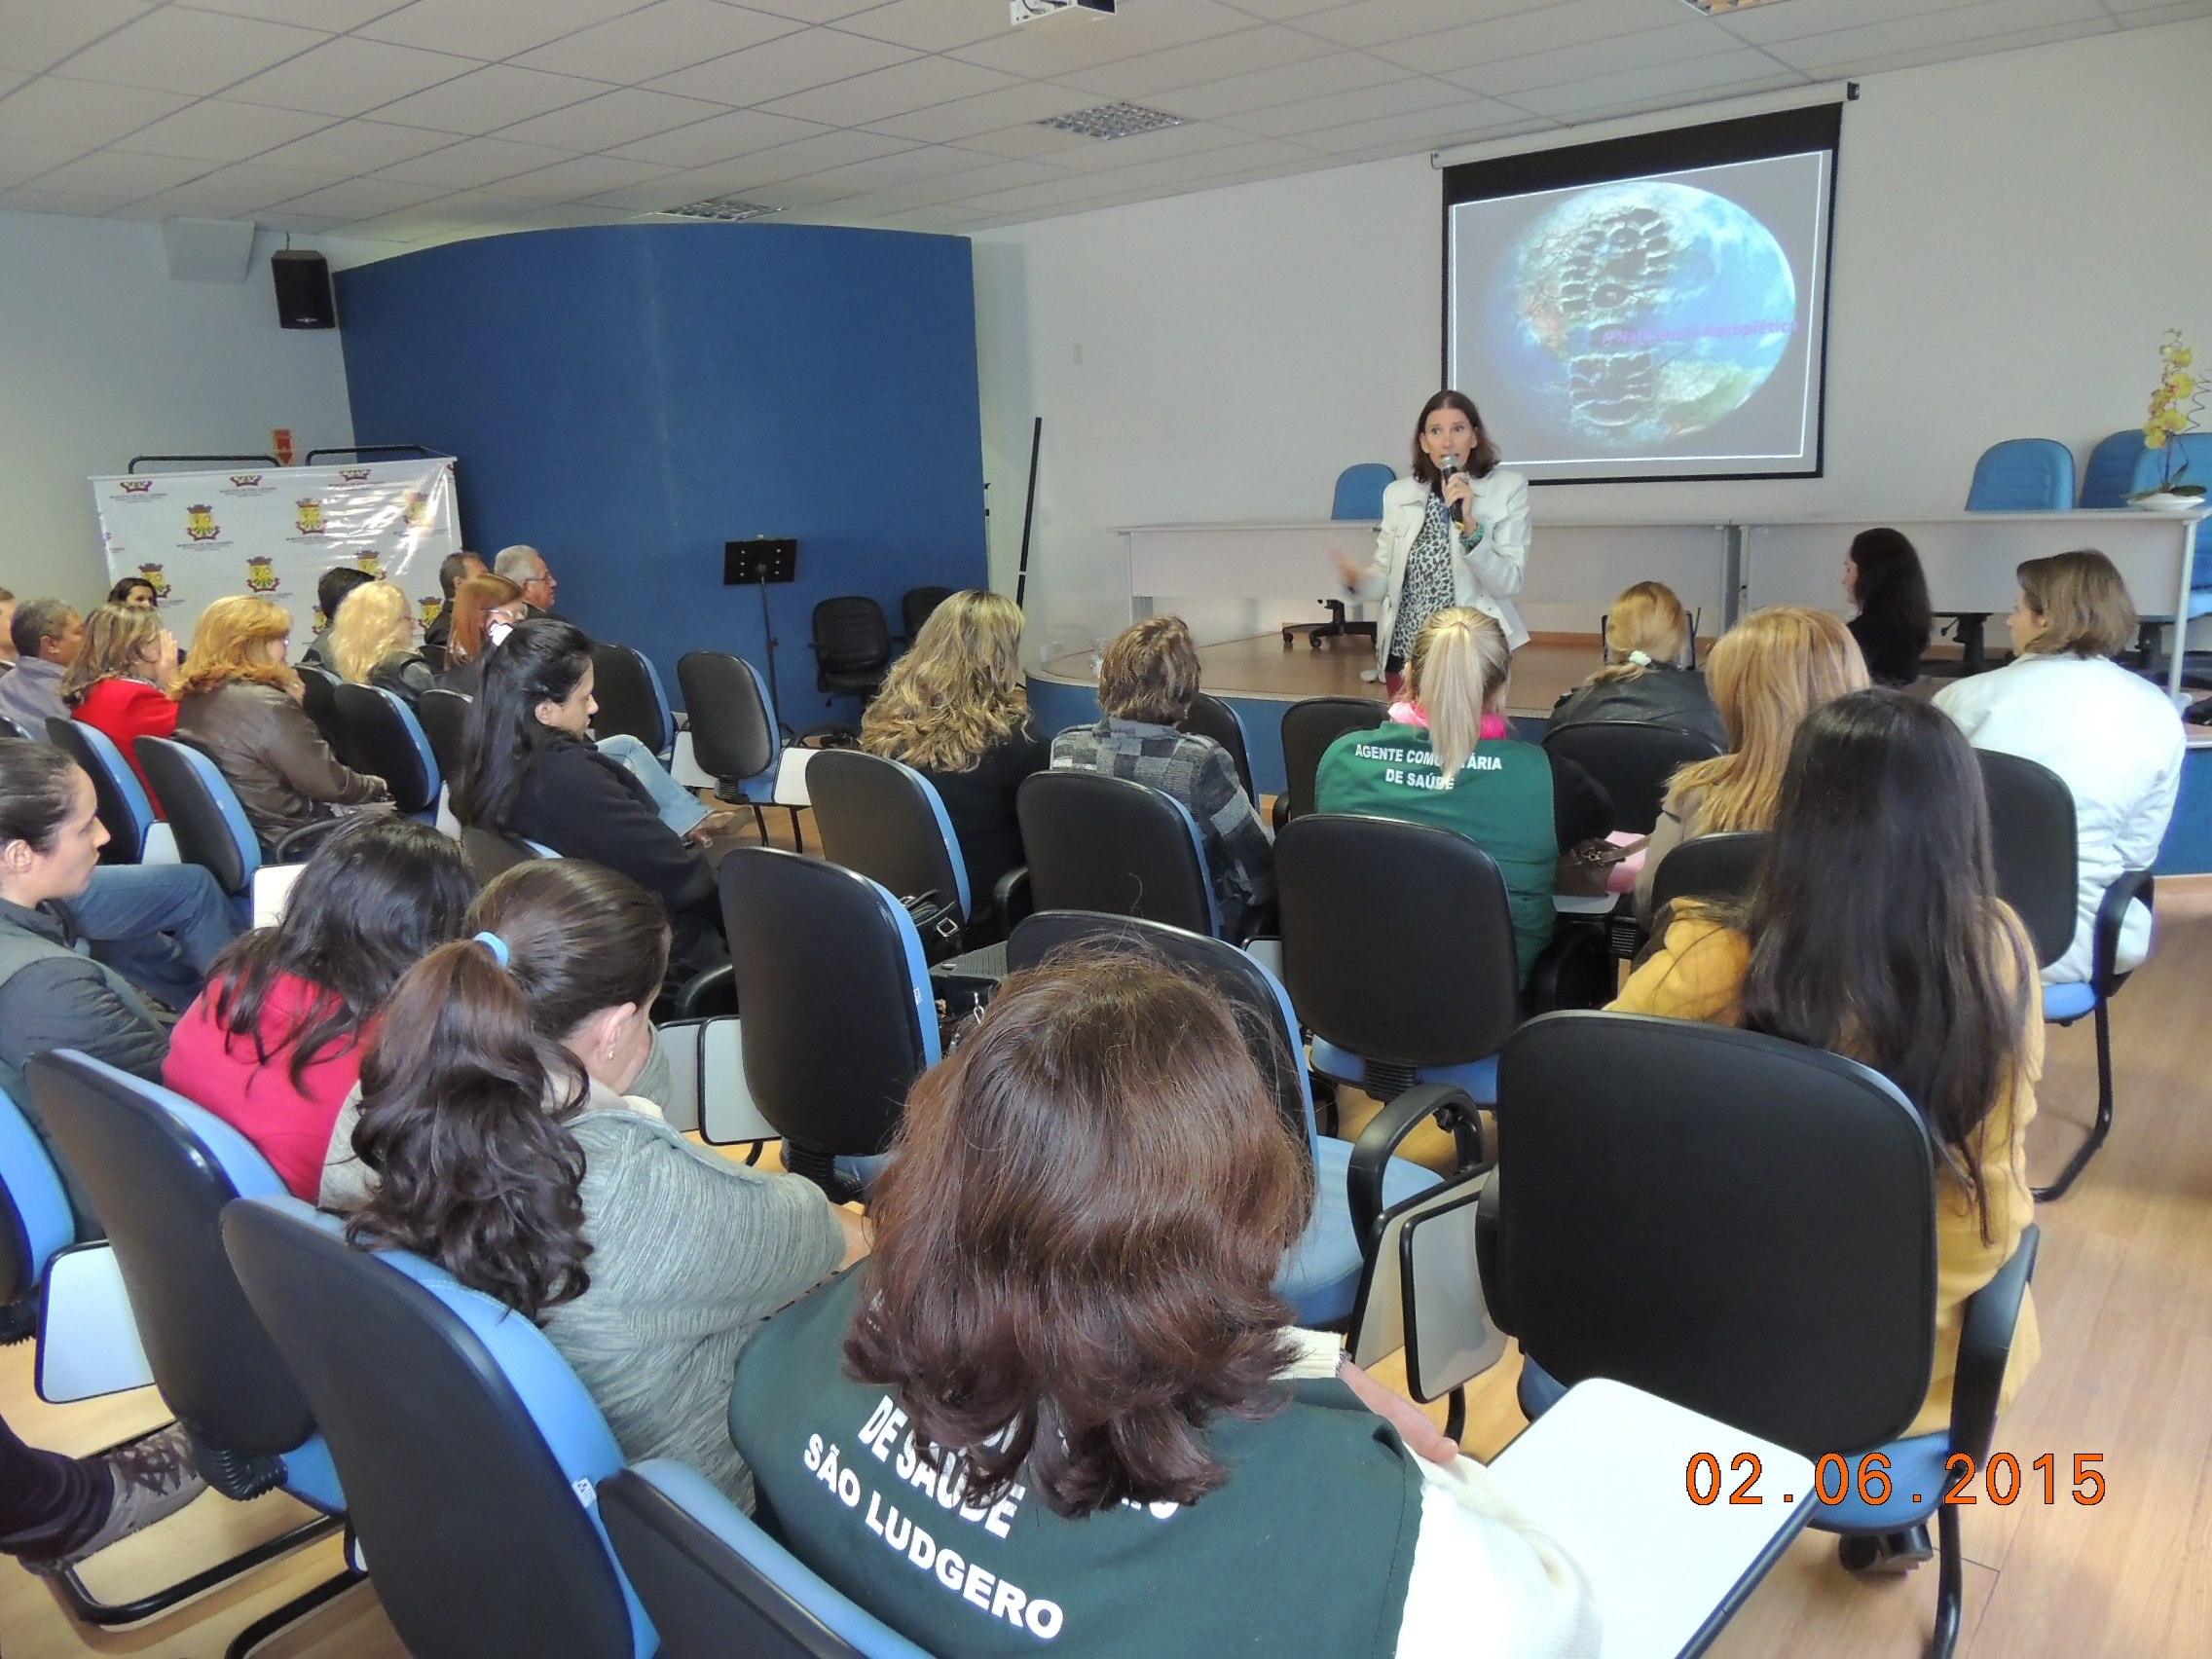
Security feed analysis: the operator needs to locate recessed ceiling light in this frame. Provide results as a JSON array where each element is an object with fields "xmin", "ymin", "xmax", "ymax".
[
  {"xmin": 1038, "ymin": 102, "xmax": 1183, "ymax": 141},
  {"xmin": 1677, "ymin": 0, "xmax": 1792, "ymax": 14},
  {"xmin": 655, "ymin": 196, "xmax": 783, "ymax": 222}
]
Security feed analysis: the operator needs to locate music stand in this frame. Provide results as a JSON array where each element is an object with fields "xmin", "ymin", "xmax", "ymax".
[{"xmin": 724, "ymin": 538, "xmax": 797, "ymax": 716}]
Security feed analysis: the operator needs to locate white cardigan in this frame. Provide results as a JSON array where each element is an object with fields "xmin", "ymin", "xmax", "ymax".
[
  {"xmin": 1346, "ymin": 471, "xmax": 1531, "ymax": 670},
  {"xmin": 1934, "ymin": 654, "xmax": 2184, "ymax": 983}
]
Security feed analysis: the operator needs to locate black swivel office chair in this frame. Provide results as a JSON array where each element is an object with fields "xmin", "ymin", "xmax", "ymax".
[
  {"xmin": 1016, "ymin": 770, "xmax": 1225, "ymax": 939},
  {"xmin": 590, "ymin": 642, "xmax": 675, "ymax": 759},
  {"xmin": 1272, "ymin": 695, "xmax": 1384, "ymax": 830},
  {"xmin": 417, "ymin": 687, "xmax": 473, "ymax": 781},
  {"xmin": 1646, "ymin": 830, "xmax": 1768, "ymax": 919},
  {"xmin": 900, "ymin": 586, "xmax": 953, "ymax": 642},
  {"xmin": 1541, "ymin": 719, "xmax": 1720, "ymax": 836},
  {"xmin": 1180, "ymin": 691, "xmax": 1258, "ymax": 805},
  {"xmin": 330, "ymin": 683, "xmax": 440, "ymax": 818},
  {"xmin": 810, "ymin": 598, "xmax": 891, "ymax": 703}
]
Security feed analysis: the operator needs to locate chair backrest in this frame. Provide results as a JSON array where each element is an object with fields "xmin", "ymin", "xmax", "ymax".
[
  {"xmin": 25, "ymin": 1051, "xmax": 314, "ymax": 1456},
  {"xmin": 811, "ymin": 598, "xmax": 891, "ymax": 676},
  {"xmin": 0, "ymin": 715, "xmax": 30, "ymax": 741},
  {"xmin": 1966, "ymin": 438, "xmax": 2077, "ymax": 511},
  {"xmin": 900, "ymin": 586, "xmax": 953, "ymax": 641},
  {"xmin": 47, "ymin": 718, "xmax": 158, "ymax": 863},
  {"xmin": 0, "ymin": 1082, "xmax": 73, "ymax": 1314},
  {"xmin": 1006, "ymin": 911, "xmax": 1314, "ymax": 1145},
  {"xmin": 1016, "ymin": 770, "xmax": 1219, "ymax": 937},
  {"xmin": 1493, "ymin": 1012, "xmax": 1938, "ymax": 1456},
  {"xmin": 222, "ymin": 1197, "xmax": 653, "ymax": 1659},
  {"xmin": 1275, "ymin": 814, "xmax": 1520, "ymax": 1069},
  {"xmin": 1975, "ymin": 749, "xmax": 2079, "ymax": 971},
  {"xmin": 134, "ymin": 734, "xmax": 260, "ymax": 893},
  {"xmin": 1278, "ymin": 696, "xmax": 1385, "ymax": 824},
  {"xmin": 590, "ymin": 643, "xmax": 674, "ymax": 757},
  {"xmin": 418, "ymin": 687, "xmax": 473, "ymax": 780},
  {"xmin": 461, "ymin": 825, "xmax": 554, "ymax": 881},
  {"xmin": 1331, "ymin": 462, "xmax": 1395, "ymax": 521},
  {"xmin": 1647, "ymin": 830, "xmax": 1768, "ymax": 918},
  {"xmin": 2079, "ymin": 428, "xmax": 2145, "ymax": 509},
  {"xmin": 295, "ymin": 665, "xmax": 351, "ymax": 762},
  {"xmin": 1181, "ymin": 691, "xmax": 1257, "ymax": 804},
  {"xmin": 1541, "ymin": 719, "xmax": 1721, "ymax": 836},
  {"xmin": 807, "ymin": 750, "xmax": 970, "ymax": 922},
  {"xmin": 331, "ymin": 682, "xmax": 439, "ymax": 815},
  {"xmin": 719, "ymin": 848, "xmax": 940, "ymax": 1159},
  {"xmin": 677, "ymin": 651, "xmax": 779, "ymax": 789}
]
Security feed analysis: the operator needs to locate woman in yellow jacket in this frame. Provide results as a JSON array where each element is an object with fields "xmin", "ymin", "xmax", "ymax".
[{"xmin": 1612, "ymin": 690, "xmax": 2041, "ymax": 1471}]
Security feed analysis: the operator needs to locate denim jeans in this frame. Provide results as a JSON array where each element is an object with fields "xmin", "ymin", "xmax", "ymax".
[
  {"xmin": 596, "ymin": 734, "xmax": 710, "ymax": 835},
  {"xmin": 63, "ymin": 864, "xmax": 242, "ymax": 1012}
]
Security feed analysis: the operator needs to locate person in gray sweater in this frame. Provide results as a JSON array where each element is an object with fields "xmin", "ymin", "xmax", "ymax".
[{"xmin": 322, "ymin": 858, "xmax": 863, "ymax": 1510}]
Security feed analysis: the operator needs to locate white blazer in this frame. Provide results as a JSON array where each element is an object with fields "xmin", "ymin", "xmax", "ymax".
[
  {"xmin": 1934, "ymin": 653, "xmax": 2184, "ymax": 984},
  {"xmin": 1346, "ymin": 470, "xmax": 1531, "ymax": 670}
]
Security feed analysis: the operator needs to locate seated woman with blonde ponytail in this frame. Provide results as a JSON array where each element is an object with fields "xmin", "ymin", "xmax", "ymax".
[
  {"xmin": 1312, "ymin": 607, "xmax": 1612, "ymax": 982},
  {"xmin": 320, "ymin": 859, "xmax": 864, "ymax": 1511},
  {"xmin": 1547, "ymin": 581, "xmax": 1723, "ymax": 749}
]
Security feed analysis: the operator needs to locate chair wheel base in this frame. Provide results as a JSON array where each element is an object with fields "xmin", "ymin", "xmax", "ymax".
[{"xmin": 1837, "ymin": 1526, "xmax": 1934, "ymax": 1575}]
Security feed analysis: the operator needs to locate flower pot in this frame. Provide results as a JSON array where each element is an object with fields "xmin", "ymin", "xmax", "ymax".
[{"xmin": 2130, "ymin": 491, "xmax": 2208, "ymax": 512}]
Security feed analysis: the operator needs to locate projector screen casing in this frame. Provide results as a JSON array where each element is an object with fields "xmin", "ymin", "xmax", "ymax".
[{"xmin": 1444, "ymin": 105, "xmax": 1843, "ymax": 486}]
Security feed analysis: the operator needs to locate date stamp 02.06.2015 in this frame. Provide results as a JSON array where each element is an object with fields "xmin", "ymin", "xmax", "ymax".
[{"xmin": 1685, "ymin": 1452, "xmax": 2106, "ymax": 1508}]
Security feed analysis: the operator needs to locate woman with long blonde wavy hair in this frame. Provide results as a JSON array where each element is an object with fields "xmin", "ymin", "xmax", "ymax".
[
  {"xmin": 861, "ymin": 590, "xmax": 1045, "ymax": 915},
  {"xmin": 1635, "ymin": 604, "xmax": 1868, "ymax": 918},
  {"xmin": 326, "ymin": 579, "xmax": 435, "ymax": 708}
]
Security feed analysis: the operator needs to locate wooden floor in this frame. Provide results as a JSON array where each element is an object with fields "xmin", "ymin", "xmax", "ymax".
[{"xmin": 6, "ymin": 868, "xmax": 2209, "ymax": 1657}]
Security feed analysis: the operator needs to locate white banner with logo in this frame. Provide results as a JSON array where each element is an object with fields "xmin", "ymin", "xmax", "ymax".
[{"xmin": 91, "ymin": 459, "xmax": 463, "ymax": 650}]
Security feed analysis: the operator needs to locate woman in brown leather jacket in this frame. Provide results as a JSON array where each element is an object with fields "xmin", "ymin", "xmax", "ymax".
[{"xmin": 174, "ymin": 595, "xmax": 389, "ymax": 850}]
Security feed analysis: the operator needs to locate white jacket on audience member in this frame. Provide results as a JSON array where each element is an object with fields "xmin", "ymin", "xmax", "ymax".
[
  {"xmin": 1346, "ymin": 473, "xmax": 1532, "ymax": 667},
  {"xmin": 1935, "ymin": 653, "xmax": 2184, "ymax": 984}
]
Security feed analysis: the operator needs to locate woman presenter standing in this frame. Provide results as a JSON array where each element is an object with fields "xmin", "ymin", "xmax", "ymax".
[{"xmin": 1333, "ymin": 391, "xmax": 1530, "ymax": 695}]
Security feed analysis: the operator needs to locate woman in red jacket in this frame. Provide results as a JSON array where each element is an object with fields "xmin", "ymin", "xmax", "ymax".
[{"xmin": 60, "ymin": 603, "xmax": 180, "ymax": 806}]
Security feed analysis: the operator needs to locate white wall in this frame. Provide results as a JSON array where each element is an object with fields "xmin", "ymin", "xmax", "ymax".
[
  {"xmin": 0, "ymin": 210, "xmax": 358, "ymax": 608},
  {"xmin": 977, "ymin": 19, "xmax": 2212, "ymax": 656}
]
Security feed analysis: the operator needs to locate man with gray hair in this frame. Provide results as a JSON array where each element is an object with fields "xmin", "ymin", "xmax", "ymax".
[
  {"xmin": 493, "ymin": 544, "xmax": 562, "ymax": 620},
  {"xmin": 0, "ymin": 599, "xmax": 84, "ymax": 732}
]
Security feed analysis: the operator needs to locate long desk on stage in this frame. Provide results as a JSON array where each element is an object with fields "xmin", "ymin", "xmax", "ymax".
[{"xmin": 1115, "ymin": 508, "xmax": 2208, "ymax": 702}]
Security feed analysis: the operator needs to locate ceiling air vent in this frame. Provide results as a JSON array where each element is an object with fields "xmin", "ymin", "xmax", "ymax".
[
  {"xmin": 657, "ymin": 197, "xmax": 784, "ymax": 222},
  {"xmin": 1038, "ymin": 102, "xmax": 1182, "ymax": 141}
]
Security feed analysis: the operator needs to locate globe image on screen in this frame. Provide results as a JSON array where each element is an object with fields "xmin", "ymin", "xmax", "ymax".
[{"xmin": 1493, "ymin": 181, "xmax": 1797, "ymax": 449}]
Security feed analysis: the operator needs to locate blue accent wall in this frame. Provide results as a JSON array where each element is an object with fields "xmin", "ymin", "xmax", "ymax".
[{"xmin": 337, "ymin": 224, "xmax": 985, "ymax": 725}]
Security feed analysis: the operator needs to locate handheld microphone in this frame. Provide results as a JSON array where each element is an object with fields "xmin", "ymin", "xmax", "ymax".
[{"xmin": 1438, "ymin": 453, "xmax": 1465, "ymax": 525}]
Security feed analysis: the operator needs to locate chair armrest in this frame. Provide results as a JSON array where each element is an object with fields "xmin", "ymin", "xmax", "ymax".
[
  {"xmin": 1946, "ymin": 1224, "xmax": 2040, "ymax": 1465},
  {"xmin": 672, "ymin": 964, "xmax": 738, "ymax": 1020},
  {"xmin": 1271, "ymin": 793, "xmax": 1290, "ymax": 832},
  {"xmin": 992, "ymin": 866, "xmax": 1032, "ymax": 938},
  {"xmin": 270, "ymin": 817, "xmax": 347, "ymax": 862},
  {"xmin": 1528, "ymin": 920, "xmax": 1609, "ymax": 1014},
  {"xmin": 2091, "ymin": 868, "xmax": 2154, "ymax": 997},
  {"xmin": 1348, "ymin": 1084, "xmax": 1484, "ymax": 1247},
  {"xmin": 1234, "ymin": 903, "xmax": 1280, "ymax": 944},
  {"xmin": 1474, "ymin": 1171, "xmax": 1511, "ymax": 1337}
]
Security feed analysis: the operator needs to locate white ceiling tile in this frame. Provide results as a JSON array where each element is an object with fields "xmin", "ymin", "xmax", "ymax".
[
  {"xmin": 487, "ymin": 152, "xmax": 681, "ymax": 199},
  {"xmin": 0, "ymin": 185, "xmax": 145, "ymax": 213},
  {"xmin": 1372, "ymin": 0, "xmax": 1699, "ymax": 73},
  {"xmin": 1217, "ymin": 0, "xmax": 1368, "ymax": 18},
  {"xmin": 51, "ymin": 9, "xmax": 329, "ymax": 96},
  {"xmin": 1082, "ymin": 134, "xmax": 1321, "ymax": 189},
  {"xmin": 1712, "ymin": 0, "xmax": 1993, "ymax": 46},
  {"xmin": 0, "ymin": 136, "xmax": 81, "ymax": 188},
  {"xmin": 0, "ymin": 72, "xmax": 20, "ymax": 101},
  {"xmin": 1052, "ymin": 23, "xmax": 1339, "ymax": 98},
  {"xmin": 578, "ymin": 167, "xmax": 741, "ymax": 208},
  {"xmin": 605, "ymin": 106, "xmax": 831, "ymax": 166},
  {"xmin": 0, "ymin": 0, "xmax": 154, "ymax": 77},
  {"xmin": 1447, "ymin": 21, "xmax": 1741, "ymax": 97},
  {"xmin": 946, "ymin": 122, "xmax": 1096, "ymax": 158},
  {"xmin": 644, "ymin": 26, "xmax": 917, "ymax": 102},
  {"xmin": 2112, "ymin": 0, "xmax": 2212, "ymax": 20},
  {"xmin": 111, "ymin": 100, "xmax": 334, "ymax": 164},
  {"xmin": 21, "ymin": 149, "xmax": 212, "ymax": 199},
  {"xmin": 698, "ymin": 127, "xmax": 914, "ymax": 185},
  {"xmin": 495, "ymin": 87, "xmax": 729, "ymax": 151},
  {"xmin": 265, "ymin": 175, "xmax": 454, "ymax": 216},
  {"xmin": 897, "ymin": 156, "xmax": 1072, "ymax": 197},
  {"xmin": 357, "ymin": 0, "xmax": 652, "ymax": 61},
  {"xmin": 1780, "ymin": 17, "xmax": 2115, "ymax": 76},
  {"xmin": 737, "ymin": 0, "xmax": 892, "ymax": 19},
  {"xmin": 140, "ymin": 160, "xmax": 350, "ymax": 214},
  {"xmin": 1292, "ymin": 0, "xmax": 1555, "ymax": 49},
  {"xmin": 951, "ymin": 0, "xmax": 1258, "ymax": 77},
  {"xmin": 1292, "ymin": 96, "xmax": 1534, "ymax": 155},
  {"xmin": 0, "ymin": 77, "xmax": 193, "ymax": 146},
  {"xmin": 367, "ymin": 64, "xmax": 609, "ymax": 134},
  {"xmin": 1507, "ymin": 54, "xmax": 1806, "ymax": 120},
  {"xmin": 873, "ymin": 202, "xmax": 993, "ymax": 231},
  {"xmin": 1047, "ymin": 120, "xmax": 1253, "ymax": 172},
  {"xmin": 866, "ymin": 80, "xmax": 1095, "ymax": 142},
  {"xmin": 377, "ymin": 135, "xmax": 577, "ymax": 188},
  {"xmin": 952, "ymin": 171, "xmax": 1143, "ymax": 214},
  {"xmin": 189, "ymin": 2, "xmax": 415, "ymax": 29},
  {"xmin": 1762, "ymin": 0, "xmax": 2108, "ymax": 72},
  {"xmin": 780, "ymin": 144, "xmax": 1001, "ymax": 195},
  {"xmin": 1223, "ymin": 75, "xmax": 1471, "ymax": 137},
  {"xmin": 757, "ymin": 54, "xmax": 1019, "ymax": 125},
  {"xmin": 1161, "ymin": 51, "xmax": 1409, "ymax": 120},
  {"xmin": 837, "ymin": 0, "xmax": 1014, "ymax": 53},
  {"xmin": 252, "ymin": 210, "xmax": 348, "ymax": 232},
  {"xmin": 223, "ymin": 36, "xmax": 481, "ymax": 118},
  {"xmin": 514, "ymin": 0, "xmax": 803, "ymax": 83},
  {"xmin": 250, "ymin": 118, "xmax": 464, "ymax": 173}
]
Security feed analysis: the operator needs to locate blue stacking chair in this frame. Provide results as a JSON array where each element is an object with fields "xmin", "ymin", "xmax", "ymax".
[
  {"xmin": 807, "ymin": 749, "xmax": 974, "ymax": 960},
  {"xmin": 592, "ymin": 642, "xmax": 677, "ymax": 762},
  {"xmin": 24, "ymin": 1052, "xmax": 356, "ymax": 1637},
  {"xmin": 331, "ymin": 682, "xmax": 440, "ymax": 820},
  {"xmin": 0, "ymin": 1081, "xmax": 75, "ymax": 1346},
  {"xmin": 46, "ymin": 719, "xmax": 172, "ymax": 865},
  {"xmin": 1482, "ymin": 1012, "xmax": 2041, "ymax": 1659},
  {"xmin": 134, "ymin": 734, "xmax": 334, "ymax": 891},
  {"xmin": 678, "ymin": 649, "xmax": 803, "ymax": 849},
  {"xmin": 719, "ymin": 847, "xmax": 939, "ymax": 1199},
  {"xmin": 2079, "ymin": 428, "xmax": 2145, "ymax": 508},
  {"xmin": 1016, "ymin": 770, "xmax": 1226, "ymax": 939},
  {"xmin": 1005, "ymin": 911, "xmax": 1458, "ymax": 1331},
  {"xmin": 1965, "ymin": 438, "xmax": 2077, "ymax": 510},
  {"xmin": 1330, "ymin": 462, "xmax": 1395, "ymax": 521}
]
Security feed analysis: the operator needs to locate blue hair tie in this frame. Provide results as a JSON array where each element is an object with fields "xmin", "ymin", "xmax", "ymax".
[{"xmin": 471, "ymin": 931, "xmax": 512, "ymax": 970}]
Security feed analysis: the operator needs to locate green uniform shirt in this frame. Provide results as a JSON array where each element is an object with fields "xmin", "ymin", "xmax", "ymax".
[{"xmin": 1312, "ymin": 721, "xmax": 1562, "ymax": 981}]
